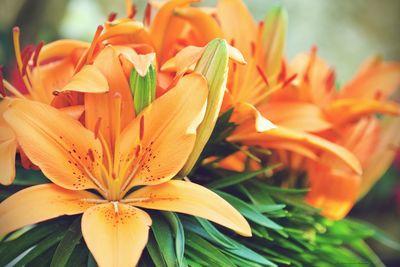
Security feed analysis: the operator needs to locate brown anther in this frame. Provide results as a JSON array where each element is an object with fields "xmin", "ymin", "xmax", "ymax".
[
  {"xmin": 325, "ymin": 69, "xmax": 336, "ymax": 92},
  {"xmin": 112, "ymin": 172, "xmax": 117, "ymax": 180},
  {"xmin": 13, "ymin": 26, "xmax": 20, "ymax": 33},
  {"xmin": 256, "ymin": 65, "xmax": 269, "ymax": 86},
  {"xmin": 88, "ymin": 149, "xmax": 95, "ymax": 162},
  {"xmin": 108, "ymin": 12, "xmax": 117, "ymax": 22},
  {"xmin": 143, "ymin": 3, "xmax": 152, "ymax": 26},
  {"xmin": 128, "ymin": 4, "xmax": 137, "ymax": 19},
  {"xmin": 0, "ymin": 65, "xmax": 5, "ymax": 97},
  {"xmin": 278, "ymin": 60, "xmax": 286, "ymax": 82},
  {"xmin": 32, "ymin": 41, "xmax": 44, "ymax": 67},
  {"xmin": 52, "ymin": 90, "xmax": 60, "ymax": 96},
  {"xmin": 230, "ymin": 39, "xmax": 235, "ymax": 47},
  {"xmin": 135, "ymin": 145, "xmax": 141, "ymax": 157},
  {"xmin": 250, "ymin": 42, "xmax": 256, "ymax": 57},
  {"xmin": 281, "ymin": 74, "xmax": 297, "ymax": 89}
]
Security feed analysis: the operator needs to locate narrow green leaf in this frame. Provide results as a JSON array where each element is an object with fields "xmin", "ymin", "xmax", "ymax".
[
  {"xmin": 146, "ymin": 233, "xmax": 167, "ymax": 267},
  {"xmin": 151, "ymin": 213, "xmax": 176, "ymax": 267},
  {"xmin": 162, "ymin": 212, "xmax": 186, "ymax": 267},
  {"xmin": 207, "ymin": 164, "xmax": 280, "ymax": 190},
  {"xmin": 13, "ymin": 166, "xmax": 49, "ymax": 185},
  {"xmin": 14, "ymin": 228, "xmax": 66, "ymax": 267},
  {"xmin": 65, "ymin": 242, "xmax": 89, "ymax": 267},
  {"xmin": 216, "ymin": 191, "xmax": 282, "ymax": 230},
  {"xmin": 87, "ymin": 253, "xmax": 97, "ymax": 267},
  {"xmin": 185, "ymin": 231, "xmax": 236, "ymax": 266},
  {"xmin": 51, "ymin": 217, "xmax": 83, "ymax": 267},
  {"xmin": 195, "ymin": 218, "xmax": 236, "ymax": 249},
  {"xmin": 0, "ymin": 220, "xmax": 68, "ymax": 266}
]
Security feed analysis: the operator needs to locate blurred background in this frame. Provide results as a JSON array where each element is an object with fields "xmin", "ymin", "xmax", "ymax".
[{"xmin": 0, "ymin": 0, "xmax": 399, "ymax": 264}]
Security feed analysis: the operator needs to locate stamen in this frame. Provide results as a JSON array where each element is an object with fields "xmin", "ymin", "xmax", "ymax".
[
  {"xmin": 278, "ymin": 60, "xmax": 286, "ymax": 82},
  {"xmin": 108, "ymin": 12, "xmax": 117, "ymax": 22},
  {"xmin": 32, "ymin": 41, "xmax": 44, "ymax": 67},
  {"xmin": 250, "ymin": 42, "xmax": 256, "ymax": 58},
  {"xmin": 324, "ymin": 69, "xmax": 335, "ymax": 92},
  {"xmin": 87, "ymin": 25, "xmax": 104, "ymax": 63},
  {"xmin": 256, "ymin": 65, "xmax": 269, "ymax": 86},
  {"xmin": 83, "ymin": 166, "xmax": 108, "ymax": 194},
  {"xmin": 121, "ymin": 197, "xmax": 150, "ymax": 203},
  {"xmin": 230, "ymin": 39, "xmax": 235, "ymax": 47},
  {"xmin": 88, "ymin": 148, "xmax": 95, "ymax": 162},
  {"xmin": 143, "ymin": 3, "xmax": 152, "ymax": 26},
  {"xmin": 128, "ymin": 4, "xmax": 137, "ymax": 19},
  {"xmin": 112, "ymin": 201, "xmax": 119, "ymax": 213},
  {"xmin": 82, "ymin": 198, "xmax": 108, "ymax": 204},
  {"xmin": 3, "ymin": 80, "xmax": 26, "ymax": 98},
  {"xmin": 139, "ymin": 115, "xmax": 145, "ymax": 141},
  {"xmin": 0, "ymin": 65, "xmax": 5, "ymax": 97},
  {"xmin": 21, "ymin": 45, "xmax": 35, "ymax": 76},
  {"xmin": 113, "ymin": 93, "xmax": 122, "ymax": 174},
  {"xmin": 12, "ymin": 27, "xmax": 23, "ymax": 72},
  {"xmin": 281, "ymin": 73, "xmax": 297, "ymax": 89},
  {"xmin": 304, "ymin": 45, "xmax": 317, "ymax": 83}
]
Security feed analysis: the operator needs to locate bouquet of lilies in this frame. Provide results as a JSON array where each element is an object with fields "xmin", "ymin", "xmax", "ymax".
[{"xmin": 1, "ymin": 0, "xmax": 399, "ymax": 266}]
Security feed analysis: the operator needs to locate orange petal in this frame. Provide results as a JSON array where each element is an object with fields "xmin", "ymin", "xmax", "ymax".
[
  {"xmin": 150, "ymin": 0, "xmax": 199, "ymax": 57},
  {"xmin": 38, "ymin": 40, "xmax": 90, "ymax": 64},
  {"xmin": 174, "ymin": 7, "xmax": 222, "ymax": 42},
  {"xmin": 118, "ymin": 73, "xmax": 207, "ymax": 188},
  {"xmin": 258, "ymin": 101, "xmax": 332, "ymax": 132},
  {"xmin": 126, "ymin": 180, "xmax": 251, "ymax": 236},
  {"xmin": 97, "ymin": 21, "xmax": 144, "ymax": 43},
  {"xmin": 161, "ymin": 45, "xmax": 204, "ymax": 74},
  {"xmin": 340, "ymin": 59, "xmax": 400, "ymax": 100},
  {"xmin": 0, "ymin": 184, "xmax": 98, "ymax": 235},
  {"xmin": 230, "ymin": 102, "xmax": 276, "ymax": 133},
  {"xmin": 85, "ymin": 46, "xmax": 135, "ymax": 148},
  {"xmin": 0, "ymin": 126, "xmax": 17, "ymax": 185},
  {"xmin": 59, "ymin": 105, "xmax": 85, "ymax": 120},
  {"xmin": 3, "ymin": 99, "xmax": 104, "ymax": 191},
  {"xmin": 229, "ymin": 125, "xmax": 362, "ymax": 175},
  {"xmin": 59, "ymin": 65, "xmax": 109, "ymax": 93},
  {"xmin": 216, "ymin": 0, "xmax": 257, "ymax": 60},
  {"xmin": 306, "ymin": 162, "xmax": 361, "ymax": 220},
  {"xmin": 360, "ymin": 117, "xmax": 400, "ymax": 198},
  {"xmin": 81, "ymin": 203, "xmax": 151, "ymax": 267},
  {"xmin": 327, "ymin": 98, "xmax": 400, "ymax": 125}
]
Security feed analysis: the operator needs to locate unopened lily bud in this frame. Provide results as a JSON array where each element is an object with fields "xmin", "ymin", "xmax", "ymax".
[
  {"xmin": 129, "ymin": 57, "xmax": 156, "ymax": 115},
  {"xmin": 180, "ymin": 38, "xmax": 229, "ymax": 176}
]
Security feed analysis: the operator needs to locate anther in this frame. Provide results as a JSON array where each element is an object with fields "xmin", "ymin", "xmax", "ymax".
[
  {"xmin": 108, "ymin": 12, "xmax": 117, "ymax": 22},
  {"xmin": 0, "ymin": 65, "xmax": 5, "ymax": 97},
  {"xmin": 256, "ymin": 65, "xmax": 269, "ymax": 86},
  {"xmin": 94, "ymin": 117, "xmax": 102, "ymax": 139}
]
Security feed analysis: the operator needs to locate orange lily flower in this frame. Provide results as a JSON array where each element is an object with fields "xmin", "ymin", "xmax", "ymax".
[
  {"xmin": 0, "ymin": 66, "xmax": 251, "ymax": 266},
  {"xmin": 0, "ymin": 28, "xmax": 93, "ymax": 185},
  {"xmin": 159, "ymin": 0, "xmax": 400, "ymax": 219}
]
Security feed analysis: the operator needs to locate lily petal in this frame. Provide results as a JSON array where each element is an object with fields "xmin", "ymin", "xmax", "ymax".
[
  {"xmin": 85, "ymin": 46, "xmax": 135, "ymax": 148},
  {"xmin": 38, "ymin": 40, "xmax": 89, "ymax": 64},
  {"xmin": 0, "ymin": 126, "xmax": 17, "ymax": 185},
  {"xmin": 305, "ymin": 162, "xmax": 361, "ymax": 220},
  {"xmin": 230, "ymin": 102, "xmax": 276, "ymax": 133},
  {"xmin": 216, "ymin": 0, "xmax": 257, "ymax": 60},
  {"xmin": 59, "ymin": 65, "xmax": 109, "ymax": 93},
  {"xmin": 82, "ymin": 203, "xmax": 151, "ymax": 267},
  {"xmin": 4, "ymin": 99, "xmax": 104, "ymax": 191},
  {"xmin": 126, "ymin": 180, "xmax": 251, "ymax": 236},
  {"xmin": 119, "ymin": 73, "xmax": 207, "ymax": 188},
  {"xmin": 229, "ymin": 125, "xmax": 362, "ymax": 175},
  {"xmin": 327, "ymin": 98, "xmax": 400, "ymax": 125},
  {"xmin": 258, "ymin": 101, "xmax": 332, "ymax": 132},
  {"xmin": 0, "ymin": 184, "xmax": 98, "ymax": 235}
]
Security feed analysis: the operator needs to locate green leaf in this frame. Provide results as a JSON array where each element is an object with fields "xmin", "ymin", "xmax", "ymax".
[
  {"xmin": 13, "ymin": 166, "xmax": 49, "ymax": 185},
  {"xmin": 13, "ymin": 228, "xmax": 66, "ymax": 267},
  {"xmin": 87, "ymin": 253, "xmax": 97, "ymax": 267},
  {"xmin": 195, "ymin": 218, "xmax": 236, "ymax": 249},
  {"xmin": 207, "ymin": 165, "xmax": 280, "ymax": 190},
  {"xmin": 151, "ymin": 213, "xmax": 176, "ymax": 267},
  {"xmin": 51, "ymin": 217, "xmax": 83, "ymax": 267},
  {"xmin": 65, "ymin": 242, "xmax": 89, "ymax": 267},
  {"xmin": 162, "ymin": 212, "xmax": 186, "ymax": 267},
  {"xmin": 146, "ymin": 233, "xmax": 167, "ymax": 267},
  {"xmin": 0, "ymin": 220, "xmax": 69, "ymax": 266},
  {"xmin": 185, "ymin": 231, "xmax": 236, "ymax": 266},
  {"xmin": 217, "ymin": 191, "xmax": 282, "ymax": 230}
]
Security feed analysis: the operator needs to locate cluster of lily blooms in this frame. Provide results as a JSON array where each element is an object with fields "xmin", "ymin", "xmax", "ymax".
[{"xmin": 0, "ymin": 0, "xmax": 399, "ymax": 266}]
